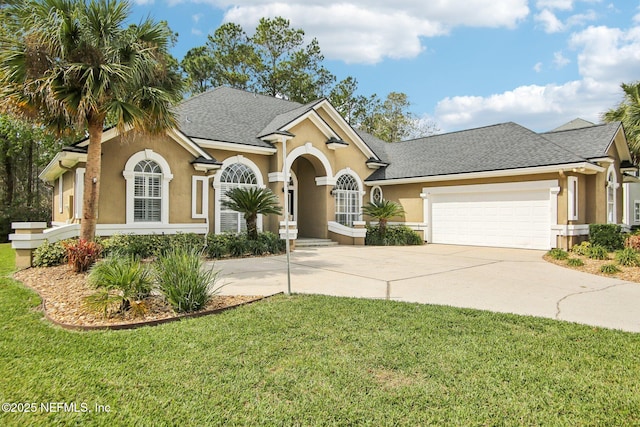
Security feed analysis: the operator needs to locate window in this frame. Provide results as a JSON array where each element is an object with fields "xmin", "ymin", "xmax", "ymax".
[
  {"xmin": 133, "ymin": 160, "xmax": 162, "ymax": 222},
  {"xmin": 219, "ymin": 163, "xmax": 258, "ymax": 233},
  {"xmin": 634, "ymin": 201, "xmax": 640, "ymax": 223},
  {"xmin": 567, "ymin": 176, "xmax": 578, "ymax": 221},
  {"xmin": 123, "ymin": 150, "xmax": 172, "ymax": 225},
  {"xmin": 607, "ymin": 166, "xmax": 617, "ymax": 224},
  {"xmin": 334, "ymin": 174, "xmax": 361, "ymax": 226},
  {"xmin": 371, "ymin": 186, "xmax": 383, "ymax": 204}
]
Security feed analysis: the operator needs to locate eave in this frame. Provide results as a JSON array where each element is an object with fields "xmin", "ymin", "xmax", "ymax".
[
  {"xmin": 39, "ymin": 150, "xmax": 88, "ymax": 183},
  {"xmin": 193, "ymin": 137, "xmax": 277, "ymax": 155},
  {"xmin": 365, "ymin": 162, "xmax": 604, "ymax": 186}
]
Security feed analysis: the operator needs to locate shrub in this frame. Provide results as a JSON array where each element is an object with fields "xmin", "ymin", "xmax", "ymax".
[
  {"xmin": 100, "ymin": 233, "xmax": 205, "ymax": 258},
  {"xmin": 567, "ymin": 258, "xmax": 584, "ymax": 267},
  {"xmin": 571, "ymin": 241, "xmax": 591, "ymax": 256},
  {"xmin": 205, "ymin": 234, "xmax": 229, "ymax": 259},
  {"xmin": 600, "ymin": 263, "xmax": 620, "ymax": 274},
  {"xmin": 258, "ymin": 231, "xmax": 285, "ymax": 254},
  {"xmin": 228, "ymin": 235, "xmax": 249, "ymax": 258},
  {"xmin": 63, "ymin": 239, "xmax": 102, "ymax": 272},
  {"xmin": 155, "ymin": 248, "xmax": 221, "ymax": 313},
  {"xmin": 547, "ymin": 248, "xmax": 569, "ymax": 260},
  {"xmin": 625, "ymin": 234, "xmax": 640, "ymax": 251},
  {"xmin": 615, "ymin": 247, "xmax": 640, "ymax": 267},
  {"xmin": 589, "ymin": 224, "xmax": 624, "ymax": 251},
  {"xmin": 587, "ymin": 244, "xmax": 609, "ymax": 260},
  {"xmin": 33, "ymin": 240, "xmax": 68, "ymax": 267},
  {"xmin": 365, "ymin": 225, "xmax": 423, "ymax": 246},
  {"xmin": 86, "ymin": 255, "xmax": 153, "ymax": 317}
]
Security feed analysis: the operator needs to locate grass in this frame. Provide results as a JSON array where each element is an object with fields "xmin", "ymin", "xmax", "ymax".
[{"xmin": 1, "ymin": 243, "xmax": 640, "ymax": 425}]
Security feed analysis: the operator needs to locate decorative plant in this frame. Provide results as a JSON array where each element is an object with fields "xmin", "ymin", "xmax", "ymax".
[
  {"xmin": 362, "ymin": 200, "xmax": 405, "ymax": 237},
  {"xmin": 85, "ymin": 255, "xmax": 153, "ymax": 317},
  {"xmin": 587, "ymin": 245, "xmax": 609, "ymax": 260},
  {"xmin": 567, "ymin": 258, "xmax": 584, "ymax": 267},
  {"xmin": 63, "ymin": 239, "xmax": 103, "ymax": 273},
  {"xmin": 222, "ymin": 187, "xmax": 282, "ymax": 240},
  {"xmin": 600, "ymin": 263, "xmax": 620, "ymax": 274},
  {"xmin": 615, "ymin": 247, "xmax": 640, "ymax": 267},
  {"xmin": 547, "ymin": 248, "xmax": 569, "ymax": 260},
  {"xmin": 155, "ymin": 248, "xmax": 222, "ymax": 313}
]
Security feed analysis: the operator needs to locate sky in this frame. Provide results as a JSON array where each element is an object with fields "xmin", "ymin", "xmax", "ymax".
[{"xmin": 129, "ymin": 0, "xmax": 640, "ymax": 133}]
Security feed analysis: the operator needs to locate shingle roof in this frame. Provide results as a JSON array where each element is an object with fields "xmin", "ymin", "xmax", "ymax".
[
  {"xmin": 366, "ymin": 122, "xmax": 589, "ymax": 181},
  {"xmin": 541, "ymin": 122, "xmax": 621, "ymax": 160},
  {"xmin": 177, "ymin": 86, "xmax": 305, "ymax": 148}
]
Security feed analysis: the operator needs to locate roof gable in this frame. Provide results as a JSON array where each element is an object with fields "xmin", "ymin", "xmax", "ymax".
[{"xmin": 542, "ymin": 122, "xmax": 629, "ymax": 161}]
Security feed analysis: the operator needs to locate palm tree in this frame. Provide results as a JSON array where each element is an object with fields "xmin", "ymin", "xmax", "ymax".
[
  {"xmin": 362, "ymin": 200, "xmax": 405, "ymax": 237},
  {"xmin": 603, "ymin": 81, "xmax": 640, "ymax": 161},
  {"xmin": 0, "ymin": 0, "xmax": 183, "ymax": 241},
  {"xmin": 222, "ymin": 187, "xmax": 282, "ymax": 240}
]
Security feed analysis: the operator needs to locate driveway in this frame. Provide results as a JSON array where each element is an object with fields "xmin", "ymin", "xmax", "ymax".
[{"xmin": 210, "ymin": 244, "xmax": 640, "ymax": 333}]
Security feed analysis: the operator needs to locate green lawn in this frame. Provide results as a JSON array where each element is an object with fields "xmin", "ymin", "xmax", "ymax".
[{"xmin": 1, "ymin": 243, "xmax": 639, "ymax": 426}]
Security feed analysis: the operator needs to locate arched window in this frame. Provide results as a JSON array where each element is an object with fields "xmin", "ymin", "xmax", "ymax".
[
  {"xmin": 370, "ymin": 186, "xmax": 383, "ymax": 204},
  {"xmin": 334, "ymin": 173, "xmax": 361, "ymax": 226},
  {"xmin": 219, "ymin": 163, "xmax": 258, "ymax": 233},
  {"xmin": 123, "ymin": 150, "xmax": 172, "ymax": 225},
  {"xmin": 607, "ymin": 166, "xmax": 617, "ymax": 224}
]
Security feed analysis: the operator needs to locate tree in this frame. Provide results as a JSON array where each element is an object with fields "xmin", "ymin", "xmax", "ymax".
[
  {"xmin": 181, "ymin": 46, "xmax": 216, "ymax": 94},
  {"xmin": 0, "ymin": 0, "xmax": 183, "ymax": 242},
  {"xmin": 603, "ymin": 81, "xmax": 640, "ymax": 161},
  {"xmin": 206, "ymin": 22, "xmax": 259, "ymax": 91},
  {"xmin": 362, "ymin": 200, "xmax": 405, "ymax": 237},
  {"xmin": 222, "ymin": 187, "xmax": 282, "ymax": 240}
]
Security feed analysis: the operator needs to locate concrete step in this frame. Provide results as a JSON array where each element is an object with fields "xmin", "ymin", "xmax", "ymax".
[{"xmin": 295, "ymin": 238, "xmax": 338, "ymax": 248}]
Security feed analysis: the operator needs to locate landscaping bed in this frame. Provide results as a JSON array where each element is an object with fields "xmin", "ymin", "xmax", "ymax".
[
  {"xmin": 544, "ymin": 252, "xmax": 640, "ymax": 283},
  {"xmin": 13, "ymin": 265, "xmax": 261, "ymax": 329}
]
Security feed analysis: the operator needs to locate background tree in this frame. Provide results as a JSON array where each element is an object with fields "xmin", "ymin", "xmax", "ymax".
[
  {"xmin": 603, "ymin": 81, "xmax": 640, "ymax": 161},
  {"xmin": 222, "ymin": 187, "xmax": 282, "ymax": 240},
  {"xmin": 207, "ymin": 22, "xmax": 259, "ymax": 91},
  {"xmin": 0, "ymin": 0, "xmax": 183, "ymax": 242},
  {"xmin": 181, "ymin": 46, "xmax": 216, "ymax": 94}
]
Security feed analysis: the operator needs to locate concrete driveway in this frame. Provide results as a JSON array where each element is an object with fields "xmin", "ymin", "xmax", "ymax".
[{"xmin": 210, "ymin": 244, "xmax": 640, "ymax": 333}]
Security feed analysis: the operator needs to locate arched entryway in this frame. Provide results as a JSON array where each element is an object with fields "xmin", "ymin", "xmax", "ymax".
[{"xmin": 285, "ymin": 144, "xmax": 334, "ymax": 239}]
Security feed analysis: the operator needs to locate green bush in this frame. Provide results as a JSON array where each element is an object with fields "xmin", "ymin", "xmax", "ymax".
[
  {"xmin": 155, "ymin": 248, "xmax": 221, "ymax": 313},
  {"xmin": 228, "ymin": 235, "xmax": 249, "ymax": 258},
  {"xmin": 33, "ymin": 240, "xmax": 69, "ymax": 267},
  {"xmin": 86, "ymin": 255, "xmax": 153, "ymax": 317},
  {"xmin": 589, "ymin": 224, "xmax": 624, "ymax": 251},
  {"xmin": 587, "ymin": 244, "xmax": 609, "ymax": 260},
  {"xmin": 365, "ymin": 225, "xmax": 423, "ymax": 246},
  {"xmin": 205, "ymin": 232, "xmax": 284, "ymax": 259},
  {"xmin": 258, "ymin": 231, "xmax": 285, "ymax": 254},
  {"xmin": 567, "ymin": 258, "xmax": 584, "ymax": 267},
  {"xmin": 571, "ymin": 241, "xmax": 591, "ymax": 256},
  {"xmin": 600, "ymin": 263, "xmax": 620, "ymax": 274},
  {"xmin": 615, "ymin": 247, "xmax": 640, "ymax": 267},
  {"xmin": 547, "ymin": 248, "xmax": 569, "ymax": 260},
  {"xmin": 100, "ymin": 233, "xmax": 205, "ymax": 258},
  {"xmin": 205, "ymin": 234, "xmax": 230, "ymax": 259}
]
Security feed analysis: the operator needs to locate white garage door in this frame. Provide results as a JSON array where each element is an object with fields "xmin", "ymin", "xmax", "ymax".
[{"xmin": 431, "ymin": 189, "xmax": 551, "ymax": 250}]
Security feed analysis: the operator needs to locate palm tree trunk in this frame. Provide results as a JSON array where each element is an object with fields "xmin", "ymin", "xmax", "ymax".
[
  {"xmin": 247, "ymin": 214, "xmax": 258, "ymax": 240},
  {"xmin": 80, "ymin": 117, "xmax": 104, "ymax": 242}
]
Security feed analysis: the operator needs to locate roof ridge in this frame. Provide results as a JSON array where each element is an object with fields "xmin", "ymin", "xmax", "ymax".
[
  {"xmin": 541, "ymin": 121, "xmax": 619, "ymax": 135},
  {"xmin": 399, "ymin": 121, "xmax": 518, "ymax": 144}
]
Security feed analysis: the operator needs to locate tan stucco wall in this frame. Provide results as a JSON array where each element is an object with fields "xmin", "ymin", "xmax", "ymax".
[
  {"xmin": 52, "ymin": 169, "xmax": 76, "ymax": 223},
  {"xmin": 98, "ymin": 133, "xmax": 206, "ymax": 225}
]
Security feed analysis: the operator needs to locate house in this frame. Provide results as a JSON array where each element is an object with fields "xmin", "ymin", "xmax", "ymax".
[{"xmin": 31, "ymin": 86, "xmax": 635, "ymax": 253}]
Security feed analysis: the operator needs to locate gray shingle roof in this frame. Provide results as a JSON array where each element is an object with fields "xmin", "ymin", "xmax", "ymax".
[
  {"xmin": 366, "ymin": 122, "xmax": 590, "ymax": 181},
  {"xmin": 541, "ymin": 122, "xmax": 621, "ymax": 160},
  {"xmin": 177, "ymin": 87, "xmax": 305, "ymax": 148}
]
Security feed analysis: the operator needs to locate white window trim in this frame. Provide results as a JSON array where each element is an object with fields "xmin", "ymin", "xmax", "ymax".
[
  {"xmin": 567, "ymin": 176, "xmax": 578, "ymax": 221},
  {"xmin": 192, "ymin": 176, "xmax": 209, "ymax": 219},
  {"xmin": 333, "ymin": 168, "xmax": 365, "ymax": 226},
  {"xmin": 370, "ymin": 185, "xmax": 383, "ymax": 204},
  {"xmin": 213, "ymin": 155, "xmax": 265, "ymax": 234},
  {"xmin": 634, "ymin": 200, "xmax": 640, "ymax": 223},
  {"xmin": 74, "ymin": 168, "xmax": 85, "ymax": 220},
  {"xmin": 58, "ymin": 174, "xmax": 64, "ymax": 214},
  {"xmin": 123, "ymin": 150, "xmax": 173, "ymax": 225},
  {"xmin": 606, "ymin": 164, "xmax": 618, "ymax": 224}
]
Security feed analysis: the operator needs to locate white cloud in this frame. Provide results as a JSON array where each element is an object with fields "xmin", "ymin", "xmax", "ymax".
[
  {"xmin": 553, "ymin": 51, "xmax": 570, "ymax": 68},
  {"xmin": 192, "ymin": 13, "xmax": 204, "ymax": 24},
  {"xmin": 535, "ymin": 9, "xmax": 565, "ymax": 32},
  {"xmin": 133, "ymin": 0, "xmax": 155, "ymax": 4},
  {"xmin": 536, "ymin": 0, "xmax": 574, "ymax": 10},
  {"xmin": 434, "ymin": 23, "xmax": 640, "ymax": 132},
  {"xmin": 534, "ymin": 62, "xmax": 543, "ymax": 72},
  {"xmin": 191, "ymin": 28, "xmax": 204, "ymax": 36},
  {"xmin": 215, "ymin": 0, "xmax": 529, "ymax": 64}
]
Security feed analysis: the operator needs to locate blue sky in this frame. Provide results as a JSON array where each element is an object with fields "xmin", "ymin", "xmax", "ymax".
[{"xmin": 130, "ymin": 1, "xmax": 640, "ymax": 133}]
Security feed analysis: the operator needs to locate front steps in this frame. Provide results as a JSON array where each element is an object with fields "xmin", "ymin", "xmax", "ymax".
[{"xmin": 295, "ymin": 238, "xmax": 338, "ymax": 248}]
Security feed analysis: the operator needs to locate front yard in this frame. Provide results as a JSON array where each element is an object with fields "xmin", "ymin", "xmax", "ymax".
[{"xmin": 1, "ymin": 243, "xmax": 640, "ymax": 425}]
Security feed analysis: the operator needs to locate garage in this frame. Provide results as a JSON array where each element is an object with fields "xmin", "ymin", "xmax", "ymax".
[{"xmin": 427, "ymin": 182, "xmax": 555, "ymax": 250}]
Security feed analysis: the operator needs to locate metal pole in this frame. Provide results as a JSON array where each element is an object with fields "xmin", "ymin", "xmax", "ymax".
[{"xmin": 283, "ymin": 136, "xmax": 292, "ymax": 295}]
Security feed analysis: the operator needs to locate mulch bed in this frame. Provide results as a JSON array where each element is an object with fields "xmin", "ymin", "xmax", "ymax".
[
  {"xmin": 543, "ymin": 253, "xmax": 640, "ymax": 283},
  {"xmin": 13, "ymin": 265, "xmax": 264, "ymax": 330}
]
